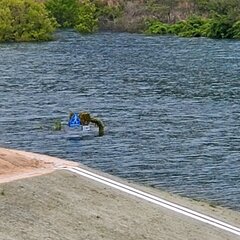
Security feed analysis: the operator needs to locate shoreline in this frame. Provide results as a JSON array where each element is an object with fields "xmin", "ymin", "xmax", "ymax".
[{"xmin": 0, "ymin": 147, "xmax": 240, "ymax": 239}]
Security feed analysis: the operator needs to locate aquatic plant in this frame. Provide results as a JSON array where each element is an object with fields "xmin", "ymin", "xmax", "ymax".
[
  {"xmin": 79, "ymin": 112, "xmax": 91, "ymax": 125},
  {"xmin": 53, "ymin": 119, "xmax": 62, "ymax": 131},
  {"xmin": 79, "ymin": 112, "xmax": 104, "ymax": 136},
  {"xmin": 90, "ymin": 117, "xmax": 104, "ymax": 137}
]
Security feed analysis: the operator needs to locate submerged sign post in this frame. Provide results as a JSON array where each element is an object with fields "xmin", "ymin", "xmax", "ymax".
[
  {"xmin": 65, "ymin": 113, "xmax": 92, "ymax": 139},
  {"xmin": 68, "ymin": 113, "xmax": 81, "ymax": 128}
]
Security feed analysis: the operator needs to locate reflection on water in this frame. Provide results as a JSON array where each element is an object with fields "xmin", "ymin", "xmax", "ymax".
[{"xmin": 0, "ymin": 31, "xmax": 240, "ymax": 210}]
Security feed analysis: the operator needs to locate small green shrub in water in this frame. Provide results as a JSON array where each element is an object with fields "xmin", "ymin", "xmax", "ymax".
[{"xmin": 53, "ymin": 119, "xmax": 62, "ymax": 131}]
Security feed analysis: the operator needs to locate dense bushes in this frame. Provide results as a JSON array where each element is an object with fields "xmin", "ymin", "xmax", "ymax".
[
  {"xmin": 0, "ymin": 0, "xmax": 99, "ymax": 42},
  {"xmin": 45, "ymin": 0, "xmax": 98, "ymax": 33},
  {"xmin": 0, "ymin": 0, "xmax": 57, "ymax": 42},
  {"xmin": 45, "ymin": 0, "xmax": 79, "ymax": 28},
  {"xmin": 145, "ymin": 0, "xmax": 240, "ymax": 39},
  {"xmin": 145, "ymin": 15, "xmax": 240, "ymax": 39},
  {"xmin": 75, "ymin": 0, "xmax": 98, "ymax": 33}
]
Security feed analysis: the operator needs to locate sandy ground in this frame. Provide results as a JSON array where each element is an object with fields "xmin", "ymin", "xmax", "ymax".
[
  {"xmin": 0, "ymin": 147, "xmax": 240, "ymax": 240},
  {"xmin": 0, "ymin": 147, "xmax": 78, "ymax": 183}
]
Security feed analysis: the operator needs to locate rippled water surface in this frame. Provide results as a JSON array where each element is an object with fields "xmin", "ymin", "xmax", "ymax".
[{"xmin": 0, "ymin": 31, "xmax": 240, "ymax": 210}]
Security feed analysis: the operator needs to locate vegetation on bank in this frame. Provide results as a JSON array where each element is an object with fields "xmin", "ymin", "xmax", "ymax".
[
  {"xmin": 45, "ymin": 0, "xmax": 98, "ymax": 33},
  {"xmin": 146, "ymin": 15, "xmax": 240, "ymax": 39},
  {"xmin": 0, "ymin": 0, "xmax": 240, "ymax": 42},
  {"xmin": 145, "ymin": 0, "xmax": 240, "ymax": 39},
  {"xmin": 0, "ymin": 0, "xmax": 58, "ymax": 42}
]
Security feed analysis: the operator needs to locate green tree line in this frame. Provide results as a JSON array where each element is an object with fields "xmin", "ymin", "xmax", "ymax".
[
  {"xmin": 0, "ymin": 0, "xmax": 100, "ymax": 42},
  {"xmin": 0, "ymin": 0, "xmax": 240, "ymax": 42}
]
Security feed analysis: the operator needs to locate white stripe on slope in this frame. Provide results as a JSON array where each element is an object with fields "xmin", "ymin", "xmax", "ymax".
[{"xmin": 62, "ymin": 166, "xmax": 240, "ymax": 237}]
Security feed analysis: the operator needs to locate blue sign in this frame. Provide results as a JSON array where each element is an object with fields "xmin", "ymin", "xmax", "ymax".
[{"xmin": 68, "ymin": 113, "xmax": 81, "ymax": 127}]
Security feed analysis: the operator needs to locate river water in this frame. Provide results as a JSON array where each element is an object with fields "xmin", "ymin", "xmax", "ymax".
[{"xmin": 0, "ymin": 30, "xmax": 239, "ymax": 210}]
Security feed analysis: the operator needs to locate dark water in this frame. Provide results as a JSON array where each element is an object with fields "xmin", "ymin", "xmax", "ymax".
[{"xmin": 0, "ymin": 31, "xmax": 240, "ymax": 210}]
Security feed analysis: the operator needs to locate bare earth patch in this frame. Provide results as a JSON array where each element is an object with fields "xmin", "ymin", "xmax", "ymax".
[{"xmin": 0, "ymin": 147, "xmax": 78, "ymax": 183}]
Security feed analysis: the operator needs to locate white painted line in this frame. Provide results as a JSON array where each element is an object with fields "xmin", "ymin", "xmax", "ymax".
[{"xmin": 62, "ymin": 166, "xmax": 240, "ymax": 237}]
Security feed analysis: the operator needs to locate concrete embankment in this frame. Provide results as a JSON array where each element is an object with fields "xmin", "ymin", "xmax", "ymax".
[{"xmin": 0, "ymin": 148, "xmax": 239, "ymax": 240}]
